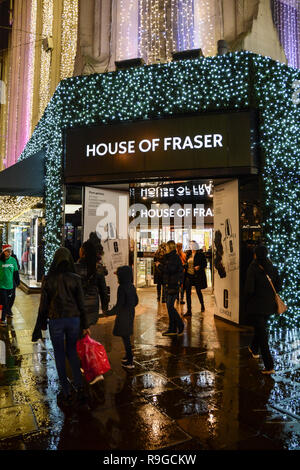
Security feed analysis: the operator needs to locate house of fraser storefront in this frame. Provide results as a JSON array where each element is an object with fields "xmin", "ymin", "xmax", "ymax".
[
  {"xmin": 63, "ymin": 110, "xmax": 259, "ymax": 325},
  {"xmin": 2, "ymin": 53, "xmax": 298, "ymax": 327}
]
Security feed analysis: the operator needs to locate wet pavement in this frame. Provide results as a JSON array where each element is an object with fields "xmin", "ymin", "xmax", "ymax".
[{"xmin": 0, "ymin": 287, "xmax": 299, "ymax": 452}]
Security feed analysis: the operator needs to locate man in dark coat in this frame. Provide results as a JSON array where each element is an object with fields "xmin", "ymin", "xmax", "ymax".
[
  {"xmin": 244, "ymin": 245, "xmax": 282, "ymax": 374},
  {"xmin": 106, "ymin": 266, "xmax": 138, "ymax": 369},
  {"xmin": 162, "ymin": 240, "xmax": 185, "ymax": 336},
  {"xmin": 154, "ymin": 243, "xmax": 167, "ymax": 302},
  {"xmin": 184, "ymin": 241, "xmax": 207, "ymax": 316}
]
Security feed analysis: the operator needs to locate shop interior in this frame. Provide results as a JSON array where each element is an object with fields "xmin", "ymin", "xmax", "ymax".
[
  {"xmin": 64, "ymin": 177, "xmax": 262, "ymax": 299},
  {"xmin": 0, "ymin": 196, "xmax": 44, "ymax": 291}
]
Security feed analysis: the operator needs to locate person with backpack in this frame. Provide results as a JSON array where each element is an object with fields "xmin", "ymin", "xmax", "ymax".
[
  {"xmin": 244, "ymin": 245, "xmax": 282, "ymax": 375},
  {"xmin": 32, "ymin": 247, "xmax": 89, "ymax": 407},
  {"xmin": 162, "ymin": 240, "xmax": 185, "ymax": 336},
  {"xmin": 75, "ymin": 240, "xmax": 109, "ymax": 327},
  {"xmin": 106, "ymin": 266, "xmax": 139, "ymax": 369}
]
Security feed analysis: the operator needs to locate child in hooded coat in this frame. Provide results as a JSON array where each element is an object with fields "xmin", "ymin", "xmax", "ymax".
[{"xmin": 106, "ymin": 266, "xmax": 138, "ymax": 369}]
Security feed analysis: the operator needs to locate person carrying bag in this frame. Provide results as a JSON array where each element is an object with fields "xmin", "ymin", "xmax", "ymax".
[{"xmin": 244, "ymin": 245, "xmax": 282, "ymax": 375}]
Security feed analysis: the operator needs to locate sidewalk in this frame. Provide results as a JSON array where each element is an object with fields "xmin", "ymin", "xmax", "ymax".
[{"xmin": 0, "ymin": 287, "xmax": 299, "ymax": 451}]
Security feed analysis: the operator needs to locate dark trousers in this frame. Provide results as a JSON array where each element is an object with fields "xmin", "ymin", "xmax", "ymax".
[
  {"xmin": 0, "ymin": 288, "xmax": 14, "ymax": 321},
  {"xmin": 49, "ymin": 317, "xmax": 83, "ymax": 396},
  {"xmin": 166, "ymin": 293, "xmax": 184, "ymax": 332},
  {"xmin": 250, "ymin": 315, "xmax": 274, "ymax": 370},
  {"xmin": 121, "ymin": 335, "xmax": 133, "ymax": 363},
  {"xmin": 177, "ymin": 284, "xmax": 185, "ymax": 301},
  {"xmin": 185, "ymin": 276, "xmax": 204, "ymax": 312},
  {"xmin": 157, "ymin": 283, "xmax": 167, "ymax": 301},
  {"xmin": 9, "ymin": 288, "xmax": 16, "ymax": 313}
]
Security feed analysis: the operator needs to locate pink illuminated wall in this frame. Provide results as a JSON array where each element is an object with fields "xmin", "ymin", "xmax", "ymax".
[{"xmin": 5, "ymin": 0, "xmax": 35, "ymax": 168}]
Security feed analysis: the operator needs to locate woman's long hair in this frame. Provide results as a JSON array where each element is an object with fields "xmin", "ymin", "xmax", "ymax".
[
  {"xmin": 48, "ymin": 247, "xmax": 75, "ymax": 277},
  {"xmin": 254, "ymin": 245, "xmax": 273, "ymax": 274},
  {"xmin": 81, "ymin": 240, "xmax": 97, "ymax": 279}
]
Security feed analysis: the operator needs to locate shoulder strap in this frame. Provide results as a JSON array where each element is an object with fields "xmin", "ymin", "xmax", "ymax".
[{"xmin": 259, "ymin": 264, "xmax": 277, "ymax": 294}]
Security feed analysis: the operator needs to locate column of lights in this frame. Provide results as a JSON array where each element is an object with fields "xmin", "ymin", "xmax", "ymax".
[
  {"xmin": 28, "ymin": 0, "xmax": 37, "ymax": 134},
  {"xmin": 18, "ymin": 52, "xmax": 300, "ymax": 327},
  {"xmin": 272, "ymin": 0, "xmax": 300, "ymax": 69},
  {"xmin": 60, "ymin": 0, "xmax": 78, "ymax": 80},
  {"xmin": 193, "ymin": 0, "xmax": 216, "ymax": 56},
  {"xmin": 117, "ymin": 0, "xmax": 136, "ymax": 61},
  {"xmin": 39, "ymin": 0, "xmax": 53, "ymax": 119}
]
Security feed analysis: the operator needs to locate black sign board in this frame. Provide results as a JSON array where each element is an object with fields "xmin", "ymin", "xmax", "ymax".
[{"xmin": 64, "ymin": 111, "xmax": 258, "ymax": 182}]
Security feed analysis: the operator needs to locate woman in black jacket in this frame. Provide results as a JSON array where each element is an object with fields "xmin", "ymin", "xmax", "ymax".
[
  {"xmin": 162, "ymin": 240, "xmax": 185, "ymax": 336},
  {"xmin": 32, "ymin": 247, "xmax": 89, "ymax": 406},
  {"xmin": 184, "ymin": 241, "xmax": 207, "ymax": 316},
  {"xmin": 244, "ymin": 245, "xmax": 282, "ymax": 375},
  {"xmin": 75, "ymin": 240, "xmax": 109, "ymax": 327}
]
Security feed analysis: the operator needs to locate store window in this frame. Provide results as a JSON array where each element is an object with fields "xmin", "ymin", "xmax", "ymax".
[
  {"xmin": 8, "ymin": 205, "xmax": 45, "ymax": 288},
  {"xmin": 129, "ymin": 180, "xmax": 214, "ymax": 288}
]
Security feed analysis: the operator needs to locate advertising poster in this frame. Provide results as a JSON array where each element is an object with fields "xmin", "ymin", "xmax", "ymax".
[
  {"xmin": 84, "ymin": 187, "xmax": 129, "ymax": 309},
  {"xmin": 213, "ymin": 180, "xmax": 240, "ymax": 324}
]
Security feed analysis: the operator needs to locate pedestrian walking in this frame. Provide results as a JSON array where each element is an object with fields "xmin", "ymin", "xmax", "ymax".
[
  {"xmin": 9, "ymin": 250, "xmax": 20, "ymax": 316},
  {"xmin": 75, "ymin": 240, "xmax": 109, "ymax": 326},
  {"xmin": 0, "ymin": 245, "xmax": 19, "ymax": 326},
  {"xmin": 32, "ymin": 247, "xmax": 89, "ymax": 407},
  {"xmin": 106, "ymin": 266, "xmax": 138, "ymax": 369},
  {"xmin": 184, "ymin": 241, "xmax": 207, "ymax": 317},
  {"xmin": 154, "ymin": 242, "xmax": 167, "ymax": 302},
  {"xmin": 244, "ymin": 245, "xmax": 282, "ymax": 375},
  {"xmin": 162, "ymin": 240, "xmax": 185, "ymax": 336},
  {"xmin": 176, "ymin": 242, "xmax": 186, "ymax": 304}
]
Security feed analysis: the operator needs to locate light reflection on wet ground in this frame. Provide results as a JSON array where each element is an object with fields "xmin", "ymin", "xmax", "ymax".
[{"xmin": 0, "ymin": 287, "xmax": 299, "ymax": 450}]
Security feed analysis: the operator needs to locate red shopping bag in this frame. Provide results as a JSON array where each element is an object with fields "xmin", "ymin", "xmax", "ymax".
[{"xmin": 76, "ymin": 334, "xmax": 111, "ymax": 383}]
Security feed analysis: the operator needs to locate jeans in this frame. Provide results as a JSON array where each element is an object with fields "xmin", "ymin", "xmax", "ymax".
[
  {"xmin": 166, "ymin": 293, "xmax": 184, "ymax": 332},
  {"xmin": 49, "ymin": 317, "xmax": 83, "ymax": 396},
  {"xmin": 121, "ymin": 335, "xmax": 133, "ymax": 363},
  {"xmin": 250, "ymin": 315, "xmax": 274, "ymax": 370},
  {"xmin": 0, "ymin": 288, "xmax": 14, "ymax": 321},
  {"xmin": 185, "ymin": 276, "xmax": 204, "ymax": 312}
]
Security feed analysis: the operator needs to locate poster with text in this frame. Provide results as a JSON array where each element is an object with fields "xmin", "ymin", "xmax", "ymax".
[
  {"xmin": 84, "ymin": 187, "xmax": 129, "ymax": 309},
  {"xmin": 213, "ymin": 180, "xmax": 240, "ymax": 324}
]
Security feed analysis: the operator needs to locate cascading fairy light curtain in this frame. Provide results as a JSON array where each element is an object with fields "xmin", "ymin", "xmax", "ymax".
[
  {"xmin": 5, "ymin": 0, "xmax": 37, "ymax": 169},
  {"xmin": 272, "ymin": 0, "xmax": 300, "ymax": 69},
  {"xmin": 117, "ymin": 0, "xmax": 217, "ymax": 64},
  {"xmin": 138, "ymin": 0, "xmax": 196, "ymax": 64}
]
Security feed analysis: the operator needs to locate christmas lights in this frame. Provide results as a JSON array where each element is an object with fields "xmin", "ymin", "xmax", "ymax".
[
  {"xmin": 0, "ymin": 196, "xmax": 43, "ymax": 222},
  {"xmin": 39, "ymin": 0, "xmax": 53, "ymax": 119},
  {"xmin": 272, "ymin": 0, "xmax": 300, "ymax": 69},
  {"xmin": 17, "ymin": 52, "xmax": 300, "ymax": 328},
  {"xmin": 60, "ymin": 0, "xmax": 78, "ymax": 80}
]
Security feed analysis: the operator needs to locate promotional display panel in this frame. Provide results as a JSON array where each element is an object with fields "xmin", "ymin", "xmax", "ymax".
[
  {"xmin": 213, "ymin": 180, "xmax": 240, "ymax": 324},
  {"xmin": 84, "ymin": 187, "xmax": 129, "ymax": 309}
]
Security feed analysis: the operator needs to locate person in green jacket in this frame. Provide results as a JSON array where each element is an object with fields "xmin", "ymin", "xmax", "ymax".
[{"xmin": 0, "ymin": 244, "xmax": 19, "ymax": 326}]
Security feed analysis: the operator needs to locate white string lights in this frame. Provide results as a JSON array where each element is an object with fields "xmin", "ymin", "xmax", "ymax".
[
  {"xmin": 193, "ymin": 0, "xmax": 216, "ymax": 56},
  {"xmin": 137, "ymin": 0, "xmax": 217, "ymax": 64},
  {"xmin": 60, "ymin": 0, "xmax": 79, "ymax": 80},
  {"xmin": 39, "ymin": 0, "xmax": 54, "ymax": 119},
  {"xmin": 17, "ymin": 51, "xmax": 300, "ymax": 328},
  {"xmin": 0, "ymin": 196, "xmax": 43, "ymax": 222},
  {"xmin": 117, "ymin": 0, "xmax": 139, "ymax": 61}
]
